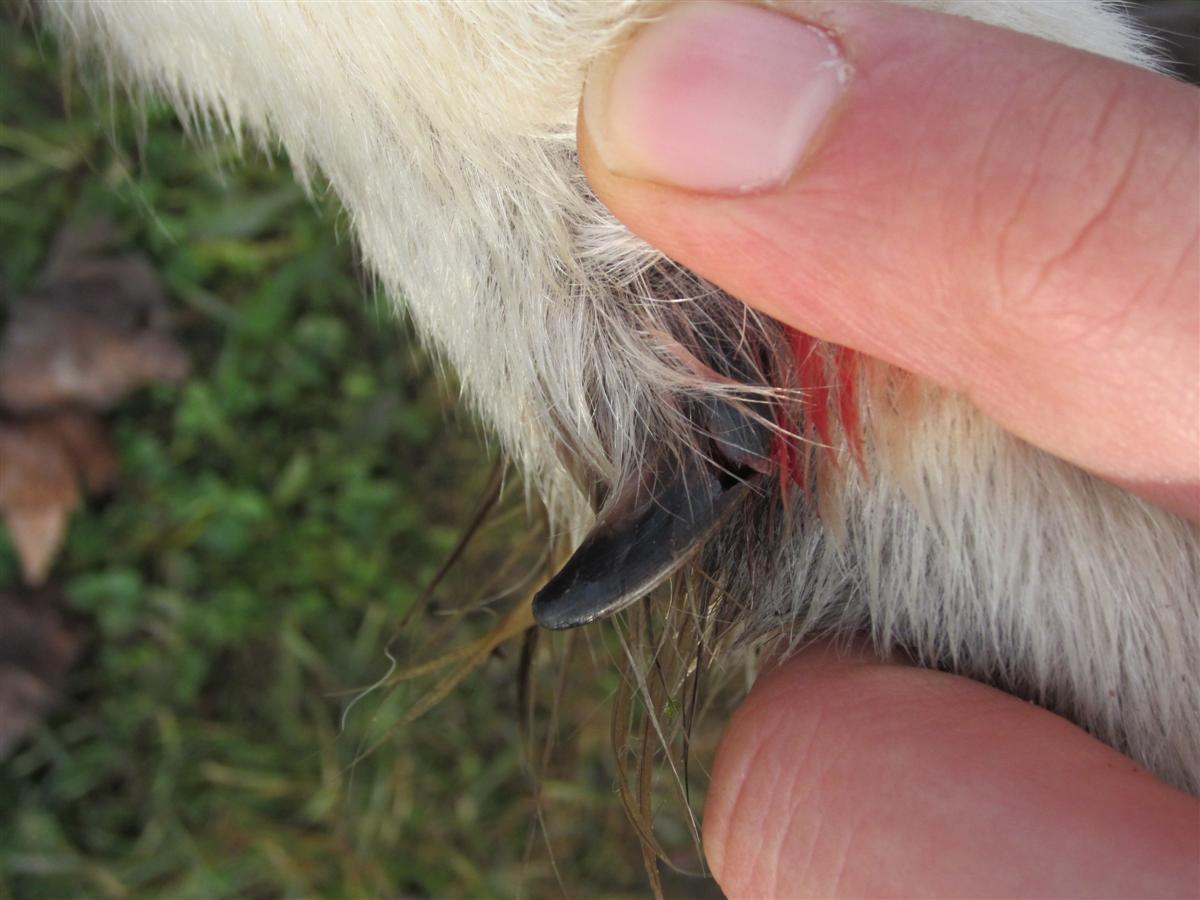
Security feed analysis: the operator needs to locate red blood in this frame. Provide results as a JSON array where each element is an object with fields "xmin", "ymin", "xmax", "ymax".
[{"xmin": 778, "ymin": 327, "xmax": 863, "ymax": 489}]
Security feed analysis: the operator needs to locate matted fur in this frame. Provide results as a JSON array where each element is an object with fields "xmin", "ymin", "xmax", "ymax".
[{"xmin": 43, "ymin": 0, "xmax": 1199, "ymax": 794}]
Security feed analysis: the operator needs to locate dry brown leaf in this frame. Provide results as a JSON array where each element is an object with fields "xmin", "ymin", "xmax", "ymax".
[
  {"xmin": 0, "ymin": 586, "xmax": 79, "ymax": 759},
  {"xmin": 0, "ymin": 420, "xmax": 81, "ymax": 585},
  {"xmin": 2, "ymin": 506, "xmax": 72, "ymax": 588},
  {"xmin": 33, "ymin": 411, "xmax": 120, "ymax": 494},
  {"xmin": 0, "ymin": 229, "xmax": 190, "ymax": 413},
  {"xmin": 0, "ymin": 420, "xmax": 80, "ymax": 511},
  {"xmin": 0, "ymin": 412, "xmax": 118, "ymax": 585},
  {"xmin": 0, "ymin": 219, "xmax": 186, "ymax": 583}
]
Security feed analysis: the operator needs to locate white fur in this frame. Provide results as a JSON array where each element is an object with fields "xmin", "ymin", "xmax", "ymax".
[{"xmin": 42, "ymin": 0, "xmax": 1199, "ymax": 792}]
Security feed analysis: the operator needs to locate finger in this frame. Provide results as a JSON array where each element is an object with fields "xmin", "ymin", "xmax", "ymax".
[
  {"xmin": 579, "ymin": 1, "xmax": 1200, "ymax": 519},
  {"xmin": 703, "ymin": 643, "xmax": 1200, "ymax": 899}
]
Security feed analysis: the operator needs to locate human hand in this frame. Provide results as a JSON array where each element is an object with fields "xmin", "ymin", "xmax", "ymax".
[{"xmin": 576, "ymin": 1, "xmax": 1200, "ymax": 895}]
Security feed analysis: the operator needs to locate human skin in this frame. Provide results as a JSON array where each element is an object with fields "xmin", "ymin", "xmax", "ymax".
[{"xmin": 577, "ymin": 1, "xmax": 1200, "ymax": 896}]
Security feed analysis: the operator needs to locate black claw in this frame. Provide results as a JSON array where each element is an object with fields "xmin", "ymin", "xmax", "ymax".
[{"xmin": 532, "ymin": 397, "xmax": 768, "ymax": 630}]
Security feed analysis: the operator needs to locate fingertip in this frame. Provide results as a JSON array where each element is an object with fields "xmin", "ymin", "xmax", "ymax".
[
  {"xmin": 704, "ymin": 641, "xmax": 902, "ymax": 897},
  {"xmin": 704, "ymin": 645, "xmax": 1200, "ymax": 898}
]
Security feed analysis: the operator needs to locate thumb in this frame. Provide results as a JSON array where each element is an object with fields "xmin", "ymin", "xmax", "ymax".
[
  {"xmin": 579, "ymin": 1, "xmax": 1199, "ymax": 519},
  {"xmin": 702, "ymin": 643, "xmax": 1200, "ymax": 899}
]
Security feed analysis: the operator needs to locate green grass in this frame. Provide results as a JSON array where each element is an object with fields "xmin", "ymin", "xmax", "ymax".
[{"xmin": 0, "ymin": 15, "xmax": 725, "ymax": 899}]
